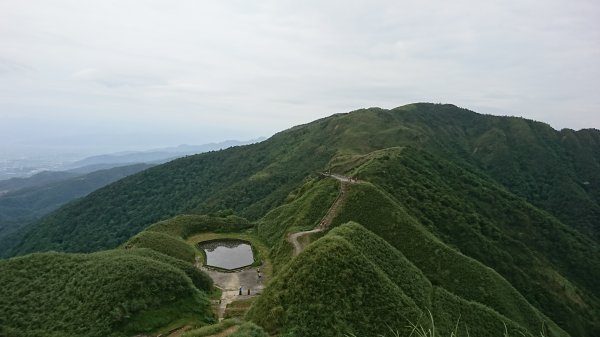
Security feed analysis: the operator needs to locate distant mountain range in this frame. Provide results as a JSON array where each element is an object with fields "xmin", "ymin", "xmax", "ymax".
[
  {"xmin": 0, "ymin": 138, "xmax": 266, "ymax": 180},
  {"xmin": 62, "ymin": 138, "xmax": 266, "ymax": 172},
  {"xmin": 0, "ymin": 164, "xmax": 153, "ymax": 245}
]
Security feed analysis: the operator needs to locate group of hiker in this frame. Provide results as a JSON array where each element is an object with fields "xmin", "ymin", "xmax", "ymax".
[{"xmin": 235, "ymin": 268, "xmax": 262, "ymax": 296}]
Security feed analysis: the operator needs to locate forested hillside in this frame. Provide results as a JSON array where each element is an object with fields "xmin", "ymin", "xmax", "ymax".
[{"xmin": 0, "ymin": 163, "xmax": 153, "ymax": 255}]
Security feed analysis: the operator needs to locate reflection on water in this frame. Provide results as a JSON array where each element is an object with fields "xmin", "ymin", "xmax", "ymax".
[{"xmin": 200, "ymin": 240, "xmax": 254, "ymax": 270}]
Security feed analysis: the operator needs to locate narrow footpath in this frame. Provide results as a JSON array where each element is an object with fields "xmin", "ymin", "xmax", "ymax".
[{"xmin": 287, "ymin": 173, "xmax": 358, "ymax": 256}]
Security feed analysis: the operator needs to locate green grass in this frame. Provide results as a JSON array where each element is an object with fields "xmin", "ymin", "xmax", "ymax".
[
  {"xmin": 228, "ymin": 322, "xmax": 269, "ymax": 337},
  {"xmin": 181, "ymin": 320, "xmax": 268, "ymax": 337},
  {"xmin": 256, "ymin": 176, "xmax": 339, "ymax": 272},
  {"xmin": 0, "ymin": 249, "xmax": 213, "ymax": 337},
  {"xmin": 349, "ymin": 147, "xmax": 600, "ymax": 336},
  {"xmin": 346, "ymin": 310, "xmax": 550, "ymax": 337},
  {"xmin": 123, "ymin": 248, "xmax": 213, "ymax": 293},
  {"xmin": 257, "ymin": 176, "xmax": 339, "ymax": 246},
  {"xmin": 124, "ymin": 230, "xmax": 196, "ymax": 263},
  {"xmin": 329, "ymin": 183, "xmax": 567, "ymax": 337},
  {"xmin": 148, "ymin": 214, "xmax": 252, "ymax": 239},
  {"xmin": 181, "ymin": 319, "xmax": 238, "ymax": 337},
  {"xmin": 225, "ymin": 298, "xmax": 257, "ymax": 319},
  {"xmin": 247, "ymin": 222, "xmax": 541, "ymax": 337}
]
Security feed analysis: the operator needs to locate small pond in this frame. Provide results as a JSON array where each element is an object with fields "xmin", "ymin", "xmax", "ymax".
[{"xmin": 199, "ymin": 239, "xmax": 254, "ymax": 270}]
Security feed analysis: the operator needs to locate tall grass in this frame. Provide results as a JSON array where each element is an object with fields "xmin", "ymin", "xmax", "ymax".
[{"xmin": 345, "ymin": 310, "xmax": 548, "ymax": 337}]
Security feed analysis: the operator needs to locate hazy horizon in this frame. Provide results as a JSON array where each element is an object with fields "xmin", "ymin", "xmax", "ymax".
[{"xmin": 2, "ymin": 1, "xmax": 599, "ymax": 159}]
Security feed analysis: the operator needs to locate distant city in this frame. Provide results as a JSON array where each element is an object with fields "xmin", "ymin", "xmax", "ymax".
[
  {"xmin": 0, "ymin": 138, "xmax": 266, "ymax": 181},
  {"xmin": 0, "ymin": 157, "xmax": 79, "ymax": 180}
]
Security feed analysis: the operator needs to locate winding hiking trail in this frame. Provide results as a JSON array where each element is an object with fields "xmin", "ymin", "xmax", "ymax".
[{"xmin": 287, "ymin": 173, "xmax": 358, "ymax": 256}]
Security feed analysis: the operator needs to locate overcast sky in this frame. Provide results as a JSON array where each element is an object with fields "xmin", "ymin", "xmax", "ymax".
[{"xmin": 1, "ymin": 0, "xmax": 599, "ymax": 158}]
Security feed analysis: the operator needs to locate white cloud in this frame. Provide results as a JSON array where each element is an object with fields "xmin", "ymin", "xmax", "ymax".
[{"xmin": 0, "ymin": 0, "xmax": 599, "ymax": 157}]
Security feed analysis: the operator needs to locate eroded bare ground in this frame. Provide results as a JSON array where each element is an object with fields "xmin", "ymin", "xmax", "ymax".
[{"xmin": 198, "ymin": 263, "xmax": 265, "ymax": 321}]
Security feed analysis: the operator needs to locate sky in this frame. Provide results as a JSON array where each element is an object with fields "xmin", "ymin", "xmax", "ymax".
[{"xmin": 1, "ymin": 0, "xmax": 599, "ymax": 158}]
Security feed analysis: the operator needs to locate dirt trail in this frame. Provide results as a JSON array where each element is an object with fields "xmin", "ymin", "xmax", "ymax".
[{"xmin": 287, "ymin": 174, "xmax": 357, "ymax": 256}]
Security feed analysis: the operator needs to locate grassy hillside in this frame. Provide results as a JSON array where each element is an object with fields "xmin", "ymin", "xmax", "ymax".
[
  {"xmin": 124, "ymin": 230, "xmax": 196, "ymax": 263},
  {"xmin": 7, "ymin": 104, "xmax": 599, "ymax": 258},
  {"xmin": 0, "ymin": 249, "xmax": 213, "ymax": 337},
  {"xmin": 349, "ymin": 146, "xmax": 600, "ymax": 336},
  {"xmin": 247, "ymin": 223, "xmax": 560, "ymax": 337},
  {"xmin": 334, "ymin": 148, "xmax": 600, "ymax": 336},
  {"xmin": 146, "ymin": 214, "xmax": 252, "ymax": 239}
]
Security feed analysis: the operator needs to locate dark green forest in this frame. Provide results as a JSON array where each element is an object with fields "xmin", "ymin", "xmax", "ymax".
[{"xmin": 0, "ymin": 163, "xmax": 153, "ymax": 252}]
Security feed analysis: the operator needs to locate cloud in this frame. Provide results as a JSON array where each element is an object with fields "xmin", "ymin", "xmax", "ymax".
[
  {"xmin": 0, "ymin": 0, "xmax": 599, "ymax": 157},
  {"xmin": 71, "ymin": 68, "xmax": 164, "ymax": 88}
]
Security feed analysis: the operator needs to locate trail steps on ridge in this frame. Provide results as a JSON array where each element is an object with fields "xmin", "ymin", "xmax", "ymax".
[{"xmin": 287, "ymin": 173, "xmax": 356, "ymax": 256}]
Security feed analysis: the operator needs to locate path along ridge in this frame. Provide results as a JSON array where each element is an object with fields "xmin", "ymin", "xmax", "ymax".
[{"xmin": 287, "ymin": 173, "xmax": 358, "ymax": 256}]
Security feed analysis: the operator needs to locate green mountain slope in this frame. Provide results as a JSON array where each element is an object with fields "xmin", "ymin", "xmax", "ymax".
[
  {"xmin": 7, "ymin": 104, "xmax": 599, "ymax": 258},
  {"xmin": 0, "ymin": 163, "xmax": 153, "ymax": 252},
  {"xmin": 326, "ymin": 148, "xmax": 599, "ymax": 336},
  {"xmin": 248, "ymin": 222, "xmax": 566, "ymax": 337},
  {"xmin": 0, "ymin": 249, "xmax": 213, "ymax": 337}
]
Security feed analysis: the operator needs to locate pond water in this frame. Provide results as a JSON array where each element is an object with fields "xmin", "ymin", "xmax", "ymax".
[{"xmin": 200, "ymin": 240, "xmax": 254, "ymax": 270}]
